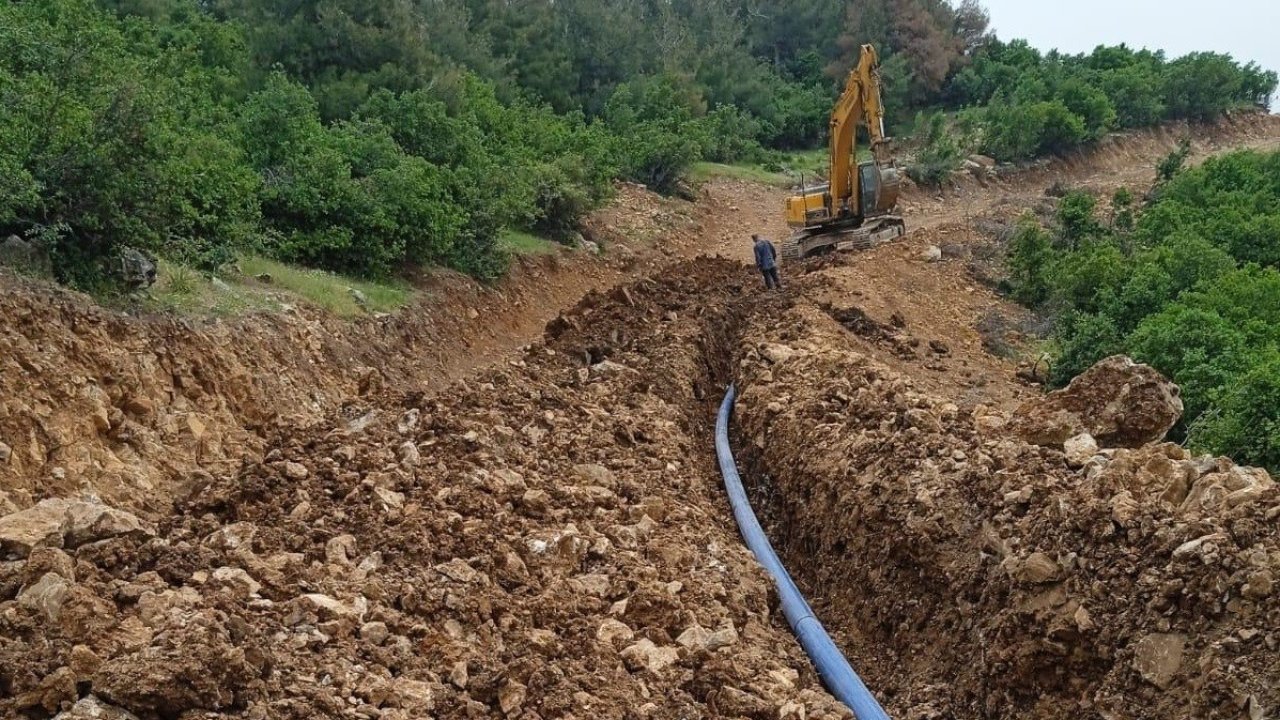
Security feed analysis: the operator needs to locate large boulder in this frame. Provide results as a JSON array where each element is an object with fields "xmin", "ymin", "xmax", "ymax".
[
  {"xmin": 1012, "ymin": 356, "xmax": 1183, "ymax": 449},
  {"xmin": 0, "ymin": 499, "xmax": 154, "ymax": 559}
]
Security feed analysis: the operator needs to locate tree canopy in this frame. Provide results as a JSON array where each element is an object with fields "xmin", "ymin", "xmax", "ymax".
[{"xmin": 1, "ymin": 0, "xmax": 1274, "ymax": 286}]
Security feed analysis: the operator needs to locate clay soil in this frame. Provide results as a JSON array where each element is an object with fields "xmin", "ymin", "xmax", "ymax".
[{"xmin": 2, "ymin": 113, "xmax": 1279, "ymax": 720}]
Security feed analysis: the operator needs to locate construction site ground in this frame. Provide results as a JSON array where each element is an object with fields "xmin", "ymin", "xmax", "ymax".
[{"xmin": 2, "ymin": 113, "xmax": 1279, "ymax": 720}]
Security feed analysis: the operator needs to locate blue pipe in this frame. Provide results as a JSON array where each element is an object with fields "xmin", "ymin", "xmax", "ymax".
[{"xmin": 716, "ymin": 384, "xmax": 890, "ymax": 720}]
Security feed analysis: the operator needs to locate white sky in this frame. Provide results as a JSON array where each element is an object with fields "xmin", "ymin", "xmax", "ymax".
[{"xmin": 982, "ymin": 0, "xmax": 1279, "ymax": 109}]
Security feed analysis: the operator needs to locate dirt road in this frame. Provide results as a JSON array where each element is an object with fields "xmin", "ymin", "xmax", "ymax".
[{"xmin": 1, "ymin": 113, "xmax": 1278, "ymax": 720}]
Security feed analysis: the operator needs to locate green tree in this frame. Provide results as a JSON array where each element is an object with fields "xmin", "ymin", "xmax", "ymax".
[
  {"xmin": 1059, "ymin": 78, "xmax": 1116, "ymax": 139},
  {"xmin": 1191, "ymin": 351, "xmax": 1280, "ymax": 470},
  {"xmin": 1164, "ymin": 52, "xmax": 1248, "ymax": 120},
  {"xmin": 1005, "ymin": 215, "xmax": 1055, "ymax": 306},
  {"xmin": 1056, "ymin": 190, "xmax": 1101, "ymax": 247}
]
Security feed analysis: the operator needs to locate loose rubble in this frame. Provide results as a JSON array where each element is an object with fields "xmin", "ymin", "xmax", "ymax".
[
  {"xmin": 0, "ymin": 261, "xmax": 854, "ymax": 720},
  {"xmin": 735, "ymin": 304, "xmax": 1278, "ymax": 720}
]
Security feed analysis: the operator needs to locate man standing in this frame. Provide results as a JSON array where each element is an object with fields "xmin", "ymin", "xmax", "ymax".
[{"xmin": 752, "ymin": 234, "xmax": 781, "ymax": 290}]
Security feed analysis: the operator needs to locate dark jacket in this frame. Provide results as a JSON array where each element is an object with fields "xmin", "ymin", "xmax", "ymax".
[{"xmin": 753, "ymin": 238, "xmax": 778, "ymax": 270}]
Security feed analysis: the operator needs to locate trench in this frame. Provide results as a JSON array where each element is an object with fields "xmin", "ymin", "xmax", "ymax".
[
  {"xmin": 700, "ymin": 287, "xmax": 1093, "ymax": 720},
  {"xmin": 686, "ymin": 285, "xmax": 896, "ymax": 719}
]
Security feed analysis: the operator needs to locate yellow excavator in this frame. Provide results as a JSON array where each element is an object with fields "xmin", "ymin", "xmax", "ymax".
[{"xmin": 781, "ymin": 44, "xmax": 905, "ymax": 261}]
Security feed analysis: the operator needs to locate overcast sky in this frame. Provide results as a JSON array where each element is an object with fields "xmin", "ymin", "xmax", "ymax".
[{"xmin": 981, "ymin": 0, "xmax": 1279, "ymax": 108}]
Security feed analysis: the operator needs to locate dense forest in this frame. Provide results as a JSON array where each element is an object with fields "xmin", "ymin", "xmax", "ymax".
[
  {"xmin": 1006, "ymin": 147, "xmax": 1280, "ymax": 471},
  {"xmin": 0, "ymin": 0, "xmax": 1274, "ymax": 286}
]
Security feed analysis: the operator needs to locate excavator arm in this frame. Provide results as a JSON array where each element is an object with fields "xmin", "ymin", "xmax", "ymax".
[{"xmin": 828, "ymin": 44, "xmax": 890, "ymax": 215}]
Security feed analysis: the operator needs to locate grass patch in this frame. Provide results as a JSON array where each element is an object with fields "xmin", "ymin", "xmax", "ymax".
[
  {"xmin": 237, "ymin": 255, "xmax": 412, "ymax": 316},
  {"xmin": 690, "ymin": 162, "xmax": 792, "ymax": 187},
  {"xmin": 143, "ymin": 256, "xmax": 413, "ymax": 317},
  {"xmin": 147, "ymin": 259, "xmax": 279, "ymax": 316},
  {"xmin": 691, "ymin": 148, "xmax": 876, "ymax": 189},
  {"xmin": 499, "ymin": 229, "xmax": 564, "ymax": 256}
]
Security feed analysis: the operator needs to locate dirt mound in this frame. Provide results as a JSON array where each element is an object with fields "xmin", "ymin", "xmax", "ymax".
[
  {"xmin": 732, "ymin": 302, "xmax": 1278, "ymax": 719},
  {"xmin": 0, "ymin": 260, "xmax": 615, "ymax": 518},
  {"xmin": 0, "ymin": 260, "xmax": 857, "ymax": 720}
]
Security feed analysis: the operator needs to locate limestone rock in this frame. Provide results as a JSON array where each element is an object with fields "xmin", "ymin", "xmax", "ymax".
[
  {"xmin": 360, "ymin": 621, "xmax": 390, "ymax": 645},
  {"xmin": 53, "ymin": 695, "xmax": 140, "ymax": 720},
  {"xmin": 621, "ymin": 639, "xmax": 680, "ymax": 673},
  {"xmin": 1132, "ymin": 633, "xmax": 1185, "ymax": 689},
  {"xmin": 706, "ymin": 624, "xmax": 739, "ymax": 650},
  {"xmin": 391, "ymin": 678, "xmax": 434, "ymax": 712},
  {"xmin": 373, "ymin": 486, "xmax": 405, "ymax": 511},
  {"xmin": 287, "ymin": 593, "xmax": 366, "ymax": 631},
  {"xmin": 573, "ymin": 463, "xmax": 618, "ymax": 489},
  {"xmin": 210, "ymin": 567, "xmax": 261, "ymax": 598},
  {"xmin": 1183, "ymin": 467, "xmax": 1273, "ymax": 513},
  {"xmin": 1012, "ymin": 356, "xmax": 1182, "ymax": 448},
  {"xmin": 449, "ymin": 661, "xmax": 469, "ymax": 689},
  {"xmin": 761, "ymin": 343, "xmax": 797, "ymax": 365},
  {"xmin": 0, "ymin": 499, "xmax": 152, "ymax": 559},
  {"xmin": 18, "ymin": 572, "xmax": 71, "ymax": 622},
  {"xmin": 1011, "ymin": 552, "xmax": 1061, "ymax": 585},
  {"xmin": 597, "ymin": 618, "xmax": 635, "ymax": 647},
  {"xmin": 1063, "ymin": 433, "xmax": 1099, "ymax": 468},
  {"xmin": 326, "ymin": 534, "xmax": 357, "ymax": 566},
  {"xmin": 397, "ymin": 409, "xmax": 420, "ymax": 434},
  {"xmin": 676, "ymin": 624, "xmax": 713, "ymax": 650},
  {"xmin": 60, "ymin": 501, "xmax": 152, "ymax": 548},
  {"xmin": 0, "ymin": 501, "xmax": 65, "ymax": 557},
  {"xmin": 397, "ymin": 441, "xmax": 420, "ymax": 467},
  {"xmin": 205, "ymin": 522, "xmax": 256, "ymax": 551},
  {"xmin": 499, "ymin": 679, "xmax": 527, "ymax": 715}
]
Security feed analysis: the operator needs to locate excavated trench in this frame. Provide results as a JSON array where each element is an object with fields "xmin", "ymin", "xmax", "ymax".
[
  {"xmin": 2, "ymin": 253, "xmax": 1277, "ymax": 720},
  {"xmin": 725, "ymin": 293, "xmax": 1280, "ymax": 720}
]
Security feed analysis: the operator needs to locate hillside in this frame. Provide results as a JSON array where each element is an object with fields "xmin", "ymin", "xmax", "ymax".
[
  {"xmin": 2, "ymin": 111, "xmax": 1279, "ymax": 720},
  {"xmin": 0, "ymin": 0, "xmax": 1274, "ymax": 292}
]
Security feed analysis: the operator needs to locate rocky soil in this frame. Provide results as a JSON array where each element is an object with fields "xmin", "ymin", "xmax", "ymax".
[
  {"xmin": 3, "ymin": 114, "xmax": 1280, "ymax": 719},
  {"xmin": 733, "ymin": 289, "xmax": 1277, "ymax": 719},
  {"xmin": 2, "ymin": 260, "xmax": 862, "ymax": 720}
]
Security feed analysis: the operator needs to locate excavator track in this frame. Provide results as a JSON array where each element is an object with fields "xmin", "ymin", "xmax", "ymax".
[{"xmin": 781, "ymin": 216, "xmax": 905, "ymax": 262}]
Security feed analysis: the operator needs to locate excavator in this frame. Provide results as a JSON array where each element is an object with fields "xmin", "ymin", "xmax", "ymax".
[{"xmin": 781, "ymin": 44, "xmax": 905, "ymax": 261}]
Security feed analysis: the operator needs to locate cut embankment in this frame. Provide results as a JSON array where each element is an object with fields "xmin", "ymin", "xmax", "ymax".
[
  {"xmin": 1, "ymin": 260, "xmax": 863, "ymax": 720},
  {"xmin": 730, "ymin": 299, "xmax": 1279, "ymax": 719}
]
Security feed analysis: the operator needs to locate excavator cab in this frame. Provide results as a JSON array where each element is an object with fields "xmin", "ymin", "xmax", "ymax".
[
  {"xmin": 859, "ymin": 160, "xmax": 901, "ymax": 217},
  {"xmin": 780, "ymin": 45, "xmax": 906, "ymax": 261}
]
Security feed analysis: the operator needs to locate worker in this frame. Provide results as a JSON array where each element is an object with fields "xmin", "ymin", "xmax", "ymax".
[{"xmin": 752, "ymin": 234, "xmax": 781, "ymax": 290}]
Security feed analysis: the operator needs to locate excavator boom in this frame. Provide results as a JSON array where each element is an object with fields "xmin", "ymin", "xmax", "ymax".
[{"xmin": 781, "ymin": 44, "xmax": 904, "ymax": 261}]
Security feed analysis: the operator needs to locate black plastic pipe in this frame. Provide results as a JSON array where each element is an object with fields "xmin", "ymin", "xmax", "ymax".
[{"xmin": 716, "ymin": 384, "xmax": 890, "ymax": 720}]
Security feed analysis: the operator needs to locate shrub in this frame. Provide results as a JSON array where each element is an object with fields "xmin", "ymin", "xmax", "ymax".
[
  {"xmin": 1005, "ymin": 215, "xmax": 1055, "ymax": 306},
  {"xmin": 907, "ymin": 112, "xmax": 965, "ymax": 186},
  {"xmin": 1055, "ymin": 190, "xmax": 1101, "ymax": 247},
  {"xmin": 1190, "ymin": 351, "xmax": 1280, "ymax": 470}
]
